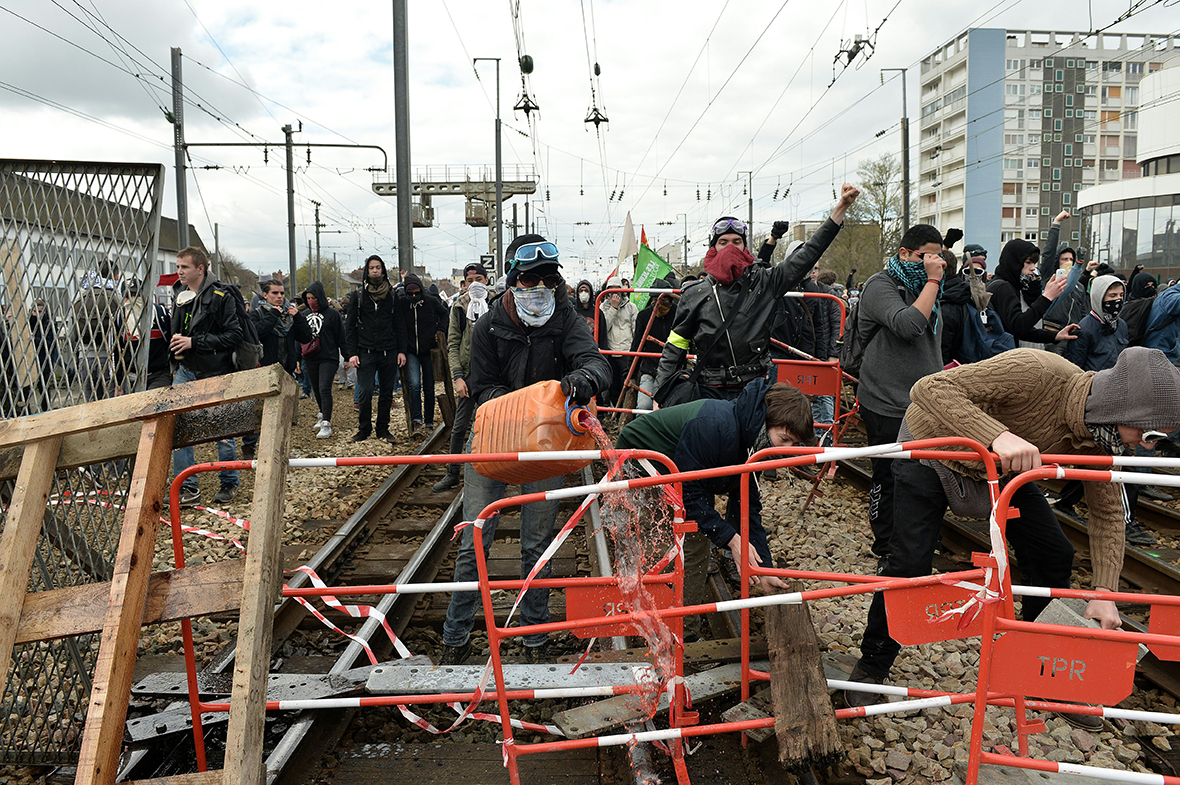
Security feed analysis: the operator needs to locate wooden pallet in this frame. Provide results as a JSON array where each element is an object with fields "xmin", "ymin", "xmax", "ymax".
[{"xmin": 0, "ymin": 364, "xmax": 297, "ymax": 785}]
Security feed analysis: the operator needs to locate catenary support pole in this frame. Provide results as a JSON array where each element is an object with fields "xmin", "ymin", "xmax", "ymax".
[
  {"xmin": 213, "ymin": 223, "xmax": 219, "ymax": 279},
  {"xmin": 392, "ymin": 0, "xmax": 414, "ymax": 277},
  {"xmin": 284, "ymin": 123, "xmax": 297, "ymax": 286},
  {"xmin": 313, "ymin": 201, "xmax": 322, "ymax": 282},
  {"xmin": 170, "ymin": 47, "xmax": 189, "ymax": 251}
]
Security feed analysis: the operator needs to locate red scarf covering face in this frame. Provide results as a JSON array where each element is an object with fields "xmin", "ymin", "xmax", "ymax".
[{"xmin": 703, "ymin": 244, "xmax": 755, "ymax": 285}]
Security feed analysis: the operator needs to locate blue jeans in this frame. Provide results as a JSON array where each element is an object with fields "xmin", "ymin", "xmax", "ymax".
[
  {"xmin": 403, "ymin": 352, "xmax": 434, "ymax": 425},
  {"xmin": 296, "ymin": 366, "xmax": 312, "ymax": 396},
  {"xmin": 443, "ymin": 461, "xmax": 563, "ymax": 648},
  {"xmin": 811, "ymin": 395, "xmax": 835, "ymax": 436},
  {"xmin": 172, "ymin": 365, "xmax": 238, "ymax": 491}
]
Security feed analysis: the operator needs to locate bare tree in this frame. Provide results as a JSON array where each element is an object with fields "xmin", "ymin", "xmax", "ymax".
[{"xmin": 850, "ymin": 152, "xmax": 908, "ymax": 266}]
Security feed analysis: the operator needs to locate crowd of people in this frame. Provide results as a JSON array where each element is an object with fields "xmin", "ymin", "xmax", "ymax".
[{"xmin": 35, "ymin": 193, "xmax": 1180, "ymax": 696}]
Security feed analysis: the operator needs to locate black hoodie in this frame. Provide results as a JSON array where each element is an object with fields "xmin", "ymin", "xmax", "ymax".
[
  {"xmin": 346, "ymin": 259, "xmax": 399, "ymax": 355},
  {"xmin": 570, "ymin": 279, "xmax": 608, "ymax": 349},
  {"xmin": 938, "ymin": 274, "xmax": 972, "ymax": 365},
  {"xmin": 986, "ymin": 238, "xmax": 1057, "ymax": 345},
  {"xmin": 1130, "ymin": 270, "xmax": 1158, "ymax": 301},
  {"xmin": 299, "ymin": 281, "xmax": 345, "ymax": 363},
  {"xmin": 396, "ymin": 273, "xmax": 449, "ymax": 356}
]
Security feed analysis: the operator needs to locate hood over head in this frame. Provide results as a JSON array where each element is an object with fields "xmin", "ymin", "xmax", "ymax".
[
  {"xmin": 1087, "ymin": 347, "xmax": 1180, "ymax": 430},
  {"xmin": 1057, "ymin": 244, "xmax": 1076, "ymax": 263},
  {"xmin": 302, "ymin": 281, "xmax": 329, "ymax": 308},
  {"xmin": 939, "ymin": 273, "xmax": 972, "ymax": 306},
  {"xmin": 1089, "ymin": 274, "xmax": 1124, "ymax": 314},
  {"xmin": 403, "ymin": 273, "xmax": 425, "ymax": 294},
  {"xmin": 1130, "ymin": 270, "xmax": 1158, "ymax": 300},
  {"xmin": 995, "ymin": 238, "xmax": 1040, "ymax": 288}
]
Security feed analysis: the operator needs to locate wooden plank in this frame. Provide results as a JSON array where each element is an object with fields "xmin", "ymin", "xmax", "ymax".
[
  {"xmin": 124, "ymin": 771, "xmax": 223, "ymax": 785},
  {"xmin": 0, "ymin": 364, "xmax": 282, "ymax": 450},
  {"xmin": 222, "ymin": 381, "xmax": 297, "ymax": 785},
  {"xmin": 0, "ymin": 401, "xmax": 266, "ymax": 482},
  {"xmin": 0, "ymin": 435, "xmax": 63, "ymax": 699},
  {"xmin": 76, "ymin": 415, "xmax": 176, "ymax": 785},
  {"xmin": 16, "ymin": 560, "xmax": 245, "ymax": 644}
]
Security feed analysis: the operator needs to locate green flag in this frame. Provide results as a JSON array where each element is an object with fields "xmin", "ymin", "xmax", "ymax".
[{"xmin": 630, "ymin": 245, "xmax": 673, "ymax": 309}]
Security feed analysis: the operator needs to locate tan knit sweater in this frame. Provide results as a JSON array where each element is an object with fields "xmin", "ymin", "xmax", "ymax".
[{"xmin": 905, "ymin": 349, "xmax": 1124, "ymax": 591}]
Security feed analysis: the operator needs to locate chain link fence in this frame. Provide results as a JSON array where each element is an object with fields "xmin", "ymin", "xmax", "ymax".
[{"xmin": 0, "ymin": 159, "xmax": 164, "ymax": 763}]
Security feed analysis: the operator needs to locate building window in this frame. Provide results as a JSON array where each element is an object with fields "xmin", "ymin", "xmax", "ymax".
[
  {"xmin": 1005, "ymin": 83, "xmax": 1025, "ymax": 96},
  {"xmin": 1066, "ymin": 59, "xmax": 1075, "ymax": 68},
  {"xmin": 1064, "ymin": 144, "xmax": 1073, "ymax": 156},
  {"xmin": 1004, "ymin": 158, "xmax": 1024, "ymax": 170},
  {"xmin": 1001, "ymin": 232, "xmax": 1016, "ymax": 242},
  {"xmin": 1065, "ymin": 95, "xmax": 1074, "ymax": 107},
  {"xmin": 1056, "ymin": 69, "xmax": 1064, "ymax": 81},
  {"xmin": 1064, "ymin": 158, "xmax": 1073, "ymax": 167},
  {"xmin": 1006, "ymin": 58, "xmax": 1024, "ymax": 72},
  {"xmin": 1027, "ymin": 158, "xmax": 1039, "ymax": 168},
  {"xmin": 1076, "ymin": 84, "xmax": 1085, "ymax": 93},
  {"xmin": 1030, "ymin": 109, "xmax": 1042, "ymax": 119},
  {"xmin": 1054, "ymin": 132, "xmax": 1062, "ymax": 142},
  {"xmin": 1125, "ymin": 110, "xmax": 1138, "ymax": 130},
  {"xmin": 1042, "ymin": 183, "xmax": 1051, "ymax": 191},
  {"xmin": 1043, "ymin": 157, "xmax": 1052, "ymax": 167},
  {"xmin": 1062, "ymin": 193, "xmax": 1071, "ymax": 205},
  {"xmin": 1004, "ymin": 133, "xmax": 1025, "ymax": 145},
  {"xmin": 1033, "ymin": 232, "xmax": 1045, "ymax": 241},
  {"xmin": 1084, "ymin": 133, "xmax": 1096, "ymax": 143},
  {"xmin": 1066, "ymin": 109, "xmax": 1074, "ymax": 117},
  {"xmin": 1044, "ymin": 108, "xmax": 1052, "ymax": 117},
  {"xmin": 1074, "ymin": 183, "xmax": 1083, "ymax": 191},
  {"xmin": 1103, "ymin": 61, "xmax": 1122, "ymax": 75},
  {"xmin": 1045, "ymin": 58, "xmax": 1054, "ymax": 68},
  {"xmin": 1075, "ymin": 133, "xmax": 1083, "ymax": 142},
  {"xmin": 1031, "ymin": 84, "xmax": 1043, "ymax": 96},
  {"xmin": 1075, "ymin": 158, "xmax": 1083, "ymax": 167},
  {"xmin": 1026, "ymin": 183, "xmax": 1040, "ymax": 193},
  {"xmin": 1086, "ymin": 60, "xmax": 1098, "ymax": 71},
  {"xmin": 1149, "ymin": 62, "xmax": 1162, "ymax": 74},
  {"xmin": 1056, "ymin": 83, "xmax": 1064, "ymax": 92},
  {"xmin": 1052, "ymin": 183, "xmax": 1061, "ymax": 191},
  {"xmin": 1026, "ymin": 207, "xmax": 1039, "ymax": 217},
  {"xmin": 1052, "ymin": 168, "xmax": 1061, "ymax": 180},
  {"xmin": 1126, "ymin": 86, "xmax": 1139, "ymax": 105},
  {"xmin": 1030, "ymin": 134, "xmax": 1041, "ymax": 144},
  {"xmin": 1085, "ymin": 85, "xmax": 1097, "ymax": 96},
  {"xmin": 1084, "ymin": 110, "xmax": 1096, "ymax": 120},
  {"xmin": 1128, "ymin": 62, "xmax": 1143, "ymax": 75},
  {"xmin": 1042, "ymin": 207, "xmax": 1050, "ymax": 215},
  {"xmin": 1072, "ymin": 231, "xmax": 1080, "ymax": 241},
  {"xmin": 1054, "ymin": 119, "xmax": 1062, "ymax": 131}
]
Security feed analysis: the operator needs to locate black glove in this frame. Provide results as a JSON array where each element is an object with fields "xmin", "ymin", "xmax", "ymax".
[
  {"xmin": 770, "ymin": 220, "xmax": 789, "ymax": 240},
  {"xmin": 561, "ymin": 370, "xmax": 596, "ymax": 406},
  {"xmin": 944, "ymin": 228, "xmax": 963, "ymax": 248}
]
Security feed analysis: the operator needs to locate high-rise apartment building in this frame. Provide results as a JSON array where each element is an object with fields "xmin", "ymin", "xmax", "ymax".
[{"xmin": 918, "ymin": 28, "xmax": 1176, "ymax": 253}]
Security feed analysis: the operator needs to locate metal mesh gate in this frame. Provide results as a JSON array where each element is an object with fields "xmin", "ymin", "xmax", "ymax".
[{"xmin": 0, "ymin": 159, "xmax": 164, "ymax": 763}]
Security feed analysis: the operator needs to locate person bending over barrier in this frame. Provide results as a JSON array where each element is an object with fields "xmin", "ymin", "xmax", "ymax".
[
  {"xmin": 615, "ymin": 378, "xmax": 815, "ymax": 640},
  {"xmin": 439, "ymin": 234, "xmax": 612, "ymax": 666},
  {"xmin": 846, "ymin": 347, "xmax": 1180, "ymax": 709}
]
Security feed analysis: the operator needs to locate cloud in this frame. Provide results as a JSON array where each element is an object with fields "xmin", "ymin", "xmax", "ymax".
[{"xmin": 0, "ymin": 0, "xmax": 1168, "ymax": 280}]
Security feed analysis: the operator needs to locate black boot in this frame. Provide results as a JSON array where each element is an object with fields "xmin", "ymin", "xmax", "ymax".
[{"xmin": 433, "ymin": 468, "xmax": 461, "ymax": 493}]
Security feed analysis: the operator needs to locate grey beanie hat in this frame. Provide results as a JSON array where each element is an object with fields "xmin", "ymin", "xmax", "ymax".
[{"xmin": 1086, "ymin": 347, "xmax": 1180, "ymax": 429}]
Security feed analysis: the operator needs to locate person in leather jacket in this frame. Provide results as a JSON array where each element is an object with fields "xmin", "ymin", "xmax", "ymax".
[{"xmin": 653, "ymin": 183, "xmax": 859, "ymax": 401}]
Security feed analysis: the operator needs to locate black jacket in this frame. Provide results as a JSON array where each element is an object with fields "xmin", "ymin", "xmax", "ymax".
[
  {"xmin": 148, "ymin": 302, "xmax": 171, "ymax": 376},
  {"xmin": 170, "ymin": 274, "xmax": 243, "ymax": 379},
  {"xmin": 298, "ymin": 281, "xmax": 344, "ymax": 363},
  {"xmin": 252, "ymin": 301, "xmax": 308, "ymax": 372},
  {"xmin": 346, "ymin": 279, "xmax": 399, "ymax": 355},
  {"xmin": 655, "ymin": 217, "xmax": 841, "ymax": 390},
  {"xmin": 986, "ymin": 238, "xmax": 1057, "ymax": 345},
  {"xmin": 396, "ymin": 274, "xmax": 449, "ymax": 356},
  {"xmin": 630, "ymin": 300, "xmax": 678, "ymax": 377},
  {"xmin": 570, "ymin": 279, "xmax": 608, "ymax": 349},
  {"xmin": 938, "ymin": 275, "xmax": 973, "ymax": 365},
  {"xmin": 468, "ymin": 289, "xmax": 612, "ymax": 406}
]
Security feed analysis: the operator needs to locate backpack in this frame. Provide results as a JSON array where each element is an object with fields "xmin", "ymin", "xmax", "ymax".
[
  {"xmin": 1122, "ymin": 295, "xmax": 1157, "ymax": 346},
  {"xmin": 218, "ymin": 282, "xmax": 263, "ymax": 371},
  {"xmin": 836, "ymin": 272, "xmax": 888, "ymax": 379},
  {"xmin": 955, "ymin": 302, "xmax": 1016, "ymax": 364}
]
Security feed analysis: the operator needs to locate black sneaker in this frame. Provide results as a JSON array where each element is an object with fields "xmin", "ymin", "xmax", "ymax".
[
  {"xmin": 1126, "ymin": 520, "xmax": 1157, "ymax": 547},
  {"xmin": 1053, "ymin": 703, "xmax": 1105, "ymax": 731},
  {"xmin": 524, "ymin": 644, "xmax": 547, "ymax": 665},
  {"xmin": 1054, "ymin": 503, "xmax": 1077, "ymax": 519},
  {"xmin": 179, "ymin": 488, "xmax": 201, "ymax": 508},
  {"xmin": 212, "ymin": 484, "xmax": 238, "ymax": 504},
  {"xmin": 351, "ymin": 430, "xmax": 371, "ymax": 442},
  {"xmin": 1141, "ymin": 485, "xmax": 1175, "ymax": 502},
  {"xmin": 843, "ymin": 662, "xmax": 886, "ymax": 709},
  {"xmin": 432, "ymin": 473, "xmax": 461, "ymax": 493},
  {"xmin": 376, "ymin": 429, "xmax": 396, "ymax": 442},
  {"xmin": 438, "ymin": 641, "xmax": 472, "ymax": 666}
]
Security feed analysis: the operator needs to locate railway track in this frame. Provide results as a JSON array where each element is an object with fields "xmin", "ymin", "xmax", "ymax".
[{"xmin": 120, "ymin": 425, "xmax": 467, "ymax": 781}]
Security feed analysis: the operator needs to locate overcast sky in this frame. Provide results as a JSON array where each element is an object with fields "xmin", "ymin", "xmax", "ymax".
[{"xmin": 0, "ymin": 0, "xmax": 1173, "ymax": 282}]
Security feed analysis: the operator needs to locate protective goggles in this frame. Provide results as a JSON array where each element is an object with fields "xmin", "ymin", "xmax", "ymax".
[
  {"xmin": 511, "ymin": 241, "xmax": 560, "ymax": 266},
  {"xmin": 711, "ymin": 218, "xmax": 747, "ymax": 238},
  {"xmin": 516, "ymin": 271, "xmax": 564, "ymax": 290}
]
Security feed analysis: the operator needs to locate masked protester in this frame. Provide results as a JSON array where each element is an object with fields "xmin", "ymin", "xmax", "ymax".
[
  {"xmin": 346, "ymin": 255, "xmax": 402, "ymax": 442},
  {"xmin": 653, "ymin": 184, "xmax": 859, "ymax": 404},
  {"xmin": 987, "ymin": 237, "xmax": 1079, "ymax": 348},
  {"xmin": 439, "ymin": 235, "xmax": 612, "ymax": 667},
  {"xmin": 299, "ymin": 281, "xmax": 346, "ymax": 440},
  {"xmin": 570, "ymin": 279, "xmax": 608, "ymax": 349},
  {"xmin": 396, "ymin": 274, "xmax": 449, "ymax": 433},
  {"xmin": 434, "ymin": 261, "xmax": 492, "ymax": 492}
]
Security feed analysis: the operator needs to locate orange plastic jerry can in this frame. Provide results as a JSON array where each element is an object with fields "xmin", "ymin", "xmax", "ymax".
[{"xmin": 470, "ymin": 379, "xmax": 598, "ymax": 483}]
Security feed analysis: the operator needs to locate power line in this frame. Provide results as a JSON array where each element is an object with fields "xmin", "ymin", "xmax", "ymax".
[{"xmin": 178, "ymin": 0, "xmax": 278, "ymax": 124}]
